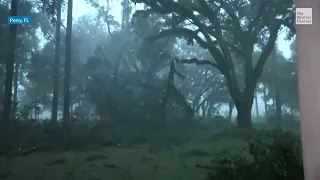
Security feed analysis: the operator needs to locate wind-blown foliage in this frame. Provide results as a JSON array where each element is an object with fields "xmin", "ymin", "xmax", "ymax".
[
  {"xmin": 0, "ymin": 0, "xmax": 301, "ymax": 179},
  {"xmin": 130, "ymin": 0, "xmax": 295, "ymax": 128}
]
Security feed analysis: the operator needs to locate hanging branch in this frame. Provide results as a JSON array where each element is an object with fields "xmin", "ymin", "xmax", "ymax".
[
  {"xmin": 161, "ymin": 59, "xmax": 194, "ymax": 121},
  {"xmin": 161, "ymin": 60, "xmax": 174, "ymax": 120},
  {"xmin": 105, "ymin": 0, "xmax": 112, "ymax": 36}
]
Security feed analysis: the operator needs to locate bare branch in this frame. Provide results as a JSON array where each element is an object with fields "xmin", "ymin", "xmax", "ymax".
[
  {"xmin": 42, "ymin": 32, "xmax": 54, "ymax": 41},
  {"xmin": 105, "ymin": 0, "xmax": 112, "ymax": 37},
  {"xmin": 175, "ymin": 57, "xmax": 222, "ymax": 72},
  {"xmin": 145, "ymin": 27, "xmax": 227, "ymax": 72},
  {"xmin": 60, "ymin": 23, "xmax": 66, "ymax": 30}
]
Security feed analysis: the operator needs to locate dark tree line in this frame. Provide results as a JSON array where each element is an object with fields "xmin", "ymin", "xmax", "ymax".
[{"xmin": 0, "ymin": 0, "xmax": 297, "ymax": 140}]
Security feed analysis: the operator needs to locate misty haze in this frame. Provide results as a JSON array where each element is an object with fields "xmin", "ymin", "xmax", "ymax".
[{"xmin": 0, "ymin": 0, "xmax": 302, "ymax": 180}]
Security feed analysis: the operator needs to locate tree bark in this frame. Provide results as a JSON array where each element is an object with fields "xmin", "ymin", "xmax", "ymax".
[
  {"xmin": 1, "ymin": 0, "xmax": 18, "ymax": 128},
  {"xmin": 228, "ymin": 99, "xmax": 234, "ymax": 122},
  {"xmin": 263, "ymin": 85, "xmax": 268, "ymax": 121},
  {"xmin": 290, "ymin": 108, "xmax": 294, "ymax": 120},
  {"xmin": 51, "ymin": 0, "xmax": 62, "ymax": 123},
  {"xmin": 254, "ymin": 90, "xmax": 259, "ymax": 118},
  {"xmin": 272, "ymin": 47, "xmax": 283, "ymax": 127},
  {"xmin": 234, "ymin": 96, "xmax": 253, "ymax": 129},
  {"xmin": 207, "ymin": 101, "xmax": 213, "ymax": 118},
  {"xmin": 12, "ymin": 63, "xmax": 19, "ymax": 119},
  {"xmin": 63, "ymin": 0, "xmax": 73, "ymax": 126}
]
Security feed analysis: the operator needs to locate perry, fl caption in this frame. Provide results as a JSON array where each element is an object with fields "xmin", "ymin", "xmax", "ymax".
[{"xmin": 8, "ymin": 16, "xmax": 31, "ymax": 24}]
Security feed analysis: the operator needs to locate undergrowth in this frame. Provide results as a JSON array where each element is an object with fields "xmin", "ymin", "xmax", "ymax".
[
  {"xmin": 202, "ymin": 129, "xmax": 304, "ymax": 180},
  {"xmin": 0, "ymin": 116, "xmax": 304, "ymax": 180}
]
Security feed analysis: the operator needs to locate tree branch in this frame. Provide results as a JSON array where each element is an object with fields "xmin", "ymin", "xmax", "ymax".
[
  {"xmin": 248, "ymin": 1, "xmax": 269, "ymax": 35},
  {"xmin": 254, "ymin": 20, "xmax": 281, "ymax": 78},
  {"xmin": 134, "ymin": 0, "xmax": 228, "ymax": 72},
  {"xmin": 225, "ymin": 42, "xmax": 247, "ymax": 59},
  {"xmin": 147, "ymin": 27, "xmax": 209, "ymax": 49},
  {"xmin": 196, "ymin": 0, "xmax": 237, "ymax": 74},
  {"xmin": 175, "ymin": 57, "xmax": 222, "ymax": 72},
  {"xmin": 281, "ymin": 19, "xmax": 295, "ymax": 34},
  {"xmin": 145, "ymin": 27, "xmax": 227, "ymax": 76},
  {"xmin": 214, "ymin": 0, "xmax": 242, "ymax": 34}
]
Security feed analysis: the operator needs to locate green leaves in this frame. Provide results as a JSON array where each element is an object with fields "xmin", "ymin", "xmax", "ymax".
[
  {"xmin": 259, "ymin": 44, "xmax": 298, "ymax": 110},
  {"xmin": 206, "ymin": 129, "xmax": 303, "ymax": 180}
]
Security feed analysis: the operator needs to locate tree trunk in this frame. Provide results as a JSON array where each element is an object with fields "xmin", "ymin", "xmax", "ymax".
[
  {"xmin": 290, "ymin": 108, "xmax": 294, "ymax": 120},
  {"xmin": 234, "ymin": 98, "xmax": 253, "ymax": 129},
  {"xmin": 34, "ymin": 102, "xmax": 37, "ymax": 120},
  {"xmin": 63, "ymin": 0, "xmax": 73, "ymax": 126},
  {"xmin": 254, "ymin": 90, "xmax": 259, "ymax": 118},
  {"xmin": 207, "ymin": 101, "xmax": 213, "ymax": 118},
  {"xmin": 12, "ymin": 63, "xmax": 19, "ymax": 119},
  {"xmin": 201, "ymin": 103, "xmax": 206, "ymax": 118},
  {"xmin": 51, "ymin": 0, "xmax": 62, "ymax": 123},
  {"xmin": 272, "ymin": 47, "xmax": 283, "ymax": 127},
  {"xmin": 204, "ymin": 102, "xmax": 209, "ymax": 118},
  {"xmin": 228, "ymin": 99, "xmax": 234, "ymax": 122},
  {"xmin": 274, "ymin": 79, "xmax": 282, "ymax": 126},
  {"xmin": 263, "ymin": 85, "xmax": 268, "ymax": 121},
  {"xmin": 70, "ymin": 86, "xmax": 73, "ymax": 119},
  {"xmin": 34, "ymin": 89, "xmax": 39, "ymax": 120},
  {"xmin": 0, "ymin": 66, "xmax": 4, "ymax": 119},
  {"xmin": 1, "ymin": 0, "xmax": 18, "ymax": 128}
]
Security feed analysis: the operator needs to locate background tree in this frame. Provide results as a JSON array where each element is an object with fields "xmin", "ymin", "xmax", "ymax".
[
  {"xmin": 63, "ymin": 0, "xmax": 73, "ymax": 126},
  {"xmin": 51, "ymin": 0, "xmax": 62, "ymax": 123},
  {"xmin": 259, "ymin": 37, "xmax": 298, "ymax": 126},
  {"xmin": 131, "ymin": 0, "xmax": 295, "ymax": 128},
  {"xmin": 1, "ymin": 0, "xmax": 18, "ymax": 128}
]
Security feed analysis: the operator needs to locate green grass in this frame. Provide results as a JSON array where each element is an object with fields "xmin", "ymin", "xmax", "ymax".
[{"xmin": 0, "ymin": 134, "xmax": 247, "ymax": 180}]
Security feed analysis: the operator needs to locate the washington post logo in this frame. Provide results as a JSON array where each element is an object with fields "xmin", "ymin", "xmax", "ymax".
[{"xmin": 8, "ymin": 16, "xmax": 31, "ymax": 24}]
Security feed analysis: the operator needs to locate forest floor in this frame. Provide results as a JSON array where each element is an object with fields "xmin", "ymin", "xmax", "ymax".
[{"xmin": 0, "ymin": 133, "xmax": 248, "ymax": 180}]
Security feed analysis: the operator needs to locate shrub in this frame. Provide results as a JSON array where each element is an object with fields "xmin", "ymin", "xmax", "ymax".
[{"xmin": 204, "ymin": 129, "xmax": 304, "ymax": 180}]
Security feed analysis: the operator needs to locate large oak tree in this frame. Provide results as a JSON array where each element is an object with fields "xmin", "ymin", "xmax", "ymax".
[{"xmin": 132, "ymin": 0, "xmax": 295, "ymax": 128}]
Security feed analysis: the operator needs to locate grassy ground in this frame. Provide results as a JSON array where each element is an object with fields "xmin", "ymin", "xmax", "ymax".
[{"xmin": 0, "ymin": 133, "xmax": 247, "ymax": 180}]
